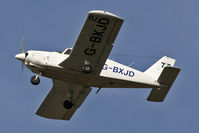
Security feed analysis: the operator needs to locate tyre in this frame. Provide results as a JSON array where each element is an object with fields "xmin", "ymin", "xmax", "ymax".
[
  {"xmin": 83, "ymin": 65, "xmax": 91, "ymax": 73},
  {"xmin": 63, "ymin": 100, "xmax": 73, "ymax": 110},
  {"xmin": 30, "ymin": 76, "xmax": 40, "ymax": 85}
]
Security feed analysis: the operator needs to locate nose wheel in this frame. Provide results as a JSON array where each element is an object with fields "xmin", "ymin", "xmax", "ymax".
[{"xmin": 30, "ymin": 75, "xmax": 40, "ymax": 85}]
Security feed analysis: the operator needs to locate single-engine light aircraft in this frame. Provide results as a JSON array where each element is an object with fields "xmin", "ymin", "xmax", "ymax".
[{"xmin": 15, "ymin": 10, "xmax": 181, "ymax": 120}]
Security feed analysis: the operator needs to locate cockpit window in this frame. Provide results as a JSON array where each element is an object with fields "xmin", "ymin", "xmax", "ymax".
[
  {"xmin": 57, "ymin": 51, "xmax": 63, "ymax": 53},
  {"xmin": 64, "ymin": 49, "xmax": 72, "ymax": 55},
  {"xmin": 25, "ymin": 52, "xmax": 28, "ymax": 57}
]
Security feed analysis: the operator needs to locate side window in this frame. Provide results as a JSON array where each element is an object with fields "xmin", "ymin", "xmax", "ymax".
[{"xmin": 64, "ymin": 49, "xmax": 72, "ymax": 55}]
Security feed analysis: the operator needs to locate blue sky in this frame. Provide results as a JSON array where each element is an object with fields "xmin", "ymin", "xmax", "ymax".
[{"xmin": 0, "ymin": 0, "xmax": 198, "ymax": 132}]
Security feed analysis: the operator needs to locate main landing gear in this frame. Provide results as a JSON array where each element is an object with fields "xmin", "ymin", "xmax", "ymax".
[
  {"xmin": 83, "ymin": 64, "xmax": 91, "ymax": 73},
  {"xmin": 83, "ymin": 60, "xmax": 91, "ymax": 73},
  {"xmin": 63, "ymin": 89, "xmax": 74, "ymax": 110},
  {"xmin": 63, "ymin": 100, "xmax": 73, "ymax": 110},
  {"xmin": 30, "ymin": 73, "xmax": 41, "ymax": 85}
]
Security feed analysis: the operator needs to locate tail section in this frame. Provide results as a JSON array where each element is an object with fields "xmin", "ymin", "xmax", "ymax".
[
  {"xmin": 144, "ymin": 56, "xmax": 176, "ymax": 80},
  {"xmin": 147, "ymin": 67, "xmax": 181, "ymax": 102},
  {"xmin": 145, "ymin": 56, "xmax": 181, "ymax": 102}
]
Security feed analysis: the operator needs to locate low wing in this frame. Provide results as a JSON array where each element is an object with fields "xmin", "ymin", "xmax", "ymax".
[
  {"xmin": 36, "ymin": 80, "xmax": 91, "ymax": 120},
  {"xmin": 60, "ymin": 10, "xmax": 123, "ymax": 75}
]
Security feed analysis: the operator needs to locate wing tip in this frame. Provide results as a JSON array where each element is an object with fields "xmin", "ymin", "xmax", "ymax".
[
  {"xmin": 35, "ymin": 111, "xmax": 71, "ymax": 121},
  {"xmin": 89, "ymin": 10, "xmax": 122, "ymax": 19}
]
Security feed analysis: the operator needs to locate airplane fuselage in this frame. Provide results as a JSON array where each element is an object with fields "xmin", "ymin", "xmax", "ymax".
[{"xmin": 24, "ymin": 50, "xmax": 160, "ymax": 88}]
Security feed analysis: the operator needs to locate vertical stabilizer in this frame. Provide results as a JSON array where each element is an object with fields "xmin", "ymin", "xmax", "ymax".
[
  {"xmin": 144, "ymin": 56, "xmax": 176, "ymax": 80},
  {"xmin": 144, "ymin": 56, "xmax": 181, "ymax": 102}
]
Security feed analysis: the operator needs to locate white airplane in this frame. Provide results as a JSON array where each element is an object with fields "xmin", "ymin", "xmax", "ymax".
[{"xmin": 15, "ymin": 10, "xmax": 181, "ymax": 120}]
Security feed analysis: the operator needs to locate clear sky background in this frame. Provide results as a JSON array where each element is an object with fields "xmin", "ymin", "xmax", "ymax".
[{"xmin": 0, "ymin": 0, "xmax": 198, "ymax": 133}]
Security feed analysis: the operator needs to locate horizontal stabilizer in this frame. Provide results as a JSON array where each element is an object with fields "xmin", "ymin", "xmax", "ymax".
[{"xmin": 147, "ymin": 67, "xmax": 181, "ymax": 102}]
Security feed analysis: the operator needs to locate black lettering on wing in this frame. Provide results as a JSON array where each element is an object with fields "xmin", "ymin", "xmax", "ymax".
[
  {"xmin": 84, "ymin": 17, "xmax": 110, "ymax": 56},
  {"xmin": 84, "ymin": 48, "xmax": 96, "ymax": 55}
]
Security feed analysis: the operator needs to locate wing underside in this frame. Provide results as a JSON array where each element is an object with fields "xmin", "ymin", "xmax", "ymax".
[
  {"xmin": 36, "ymin": 80, "xmax": 91, "ymax": 120},
  {"xmin": 60, "ymin": 10, "xmax": 123, "ymax": 75}
]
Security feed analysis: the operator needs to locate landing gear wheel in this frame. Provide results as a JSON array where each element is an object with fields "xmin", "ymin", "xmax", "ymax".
[
  {"xmin": 63, "ymin": 100, "xmax": 73, "ymax": 110},
  {"xmin": 30, "ymin": 76, "xmax": 40, "ymax": 85},
  {"xmin": 83, "ymin": 65, "xmax": 91, "ymax": 73}
]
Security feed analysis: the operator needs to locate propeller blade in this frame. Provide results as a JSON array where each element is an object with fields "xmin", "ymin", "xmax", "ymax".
[
  {"xmin": 21, "ymin": 36, "xmax": 24, "ymax": 53},
  {"xmin": 20, "ymin": 36, "xmax": 25, "ymax": 75},
  {"xmin": 21, "ymin": 61, "xmax": 24, "ymax": 73}
]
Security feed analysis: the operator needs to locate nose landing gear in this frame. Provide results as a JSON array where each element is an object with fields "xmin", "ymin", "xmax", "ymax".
[
  {"xmin": 30, "ymin": 76, "xmax": 40, "ymax": 85},
  {"xmin": 30, "ymin": 72, "xmax": 41, "ymax": 85}
]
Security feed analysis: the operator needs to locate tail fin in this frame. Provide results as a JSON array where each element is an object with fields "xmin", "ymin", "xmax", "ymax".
[
  {"xmin": 145, "ymin": 56, "xmax": 181, "ymax": 102},
  {"xmin": 144, "ymin": 56, "xmax": 176, "ymax": 80}
]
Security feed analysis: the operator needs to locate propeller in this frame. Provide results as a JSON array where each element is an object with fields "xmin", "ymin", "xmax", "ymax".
[
  {"xmin": 21, "ymin": 36, "xmax": 25, "ymax": 73},
  {"xmin": 15, "ymin": 36, "xmax": 28, "ymax": 73},
  {"xmin": 21, "ymin": 36, "xmax": 24, "ymax": 53}
]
